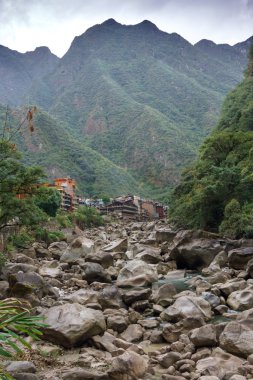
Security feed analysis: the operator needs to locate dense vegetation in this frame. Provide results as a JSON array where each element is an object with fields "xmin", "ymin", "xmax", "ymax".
[
  {"xmin": 170, "ymin": 47, "xmax": 253, "ymax": 238},
  {"xmin": 0, "ymin": 19, "xmax": 251, "ymax": 197}
]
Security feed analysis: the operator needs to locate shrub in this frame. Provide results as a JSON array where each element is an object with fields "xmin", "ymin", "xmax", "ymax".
[
  {"xmin": 34, "ymin": 227, "xmax": 65, "ymax": 245},
  {"xmin": 71, "ymin": 206, "xmax": 104, "ymax": 230},
  {"xmin": 8, "ymin": 232, "xmax": 34, "ymax": 249}
]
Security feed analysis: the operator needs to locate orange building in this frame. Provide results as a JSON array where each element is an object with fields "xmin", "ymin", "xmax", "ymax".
[
  {"xmin": 53, "ymin": 178, "xmax": 78, "ymax": 211},
  {"xmin": 54, "ymin": 178, "xmax": 76, "ymax": 197}
]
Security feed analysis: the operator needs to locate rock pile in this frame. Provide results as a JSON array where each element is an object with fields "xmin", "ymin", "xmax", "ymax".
[{"xmin": 1, "ymin": 221, "xmax": 253, "ymax": 379}]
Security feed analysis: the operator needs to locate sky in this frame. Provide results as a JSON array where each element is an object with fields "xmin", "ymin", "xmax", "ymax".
[{"xmin": 0, "ymin": 0, "xmax": 253, "ymax": 57}]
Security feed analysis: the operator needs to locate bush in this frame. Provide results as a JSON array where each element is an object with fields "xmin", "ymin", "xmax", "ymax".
[
  {"xmin": 71, "ymin": 206, "xmax": 104, "ymax": 230},
  {"xmin": 56, "ymin": 211, "xmax": 73, "ymax": 228},
  {"xmin": 8, "ymin": 232, "xmax": 34, "ymax": 249},
  {"xmin": 34, "ymin": 227, "xmax": 65, "ymax": 245}
]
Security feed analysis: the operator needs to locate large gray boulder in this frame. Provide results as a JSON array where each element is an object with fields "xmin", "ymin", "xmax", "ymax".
[
  {"xmin": 155, "ymin": 228, "xmax": 177, "ymax": 243},
  {"xmin": 117, "ymin": 260, "xmax": 158, "ymax": 287},
  {"xmin": 108, "ymin": 351, "xmax": 149, "ymax": 380},
  {"xmin": 189, "ymin": 324, "xmax": 218, "ymax": 347},
  {"xmin": 228, "ymin": 247, "xmax": 253, "ymax": 270},
  {"xmin": 103, "ymin": 238, "xmax": 128, "ymax": 253},
  {"xmin": 227, "ymin": 285, "xmax": 253, "ymax": 311},
  {"xmin": 38, "ymin": 261, "xmax": 62, "ymax": 278},
  {"xmin": 41, "ymin": 303, "xmax": 106, "ymax": 348},
  {"xmin": 60, "ymin": 237, "xmax": 95, "ymax": 263},
  {"xmin": 135, "ymin": 246, "xmax": 162, "ymax": 264},
  {"xmin": 83, "ymin": 262, "xmax": 111, "ymax": 284},
  {"xmin": 219, "ymin": 308, "xmax": 253, "ymax": 357},
  {"xmin": 196, "ymin": 347, "xmax": 244, "ymax": 378},
  {"xmin": 161, "ymin": 294, "xmax": 212, "ymax": 322},
  {"xmin": 171, "ymin": 230, "xmax": 227, "ymax": 269},
  {"xmin": 48, "ymin": 241, "xmax": 68, "ymax": 259}
]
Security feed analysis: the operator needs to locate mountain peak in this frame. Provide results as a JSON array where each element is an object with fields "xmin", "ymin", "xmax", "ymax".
[
  {"xmin": 137, "ymin": 20, "xmax": 158, "ymax": 30},
  {"xmin": 195, "ymin": 39, "xmax": 217, "ymax": 48},
  {"xmin": 101, "ymin": 18, "xmax": 121, "ymax": 27}
]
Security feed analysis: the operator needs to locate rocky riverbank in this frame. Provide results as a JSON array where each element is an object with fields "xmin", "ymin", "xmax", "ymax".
[{"xmin": 1, "ymin": 220, "xmax": 253, "ymax": 380}]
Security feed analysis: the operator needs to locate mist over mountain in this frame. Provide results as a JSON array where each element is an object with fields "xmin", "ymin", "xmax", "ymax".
[{"xmin": 0, "ymin": 19, "xmax": 251, "ymax": 197}]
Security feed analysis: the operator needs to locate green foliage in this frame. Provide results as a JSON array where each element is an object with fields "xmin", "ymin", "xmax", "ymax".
[
  {"xmin": 0, "ymin": 22, "xmax": 249, "ymax": 197},
  {"xmin": 8, "ymin": 232, "xmax": 34, "ymax": 249},
  {"xmin": 0, "ymin": 298, "xmax": 46, "ymax": 380},
  {"xmin": 71, "ymin": 206, "xmax": 104, "ymax": 230},
  {"xmin": 170, "ymin": 52, "xmax": 253, "ymax": 236},
  {"xmin": 34, "ymin": 187, "xmax": 61, "ymax": 217},
  {"xmin": 56, "ymin": 210, "xmax": 73, "ymax": 228},
  {"xmin": 0, "ymin": 138, "xmax": 47, "ymax": 231},
  {"xmin": 34, "ymin": 227, "xmax": 65, "ymax": 245}
]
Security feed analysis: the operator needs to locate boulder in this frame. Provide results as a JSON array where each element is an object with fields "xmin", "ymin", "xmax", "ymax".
[
  {"xmin": 189, "ymin": 324, "xmax": 217, "ymax": 347},
  {"xmin": 219, "ymin": 308, "xmax": 253, "ymax": 357},
  {"xmin": 122, "ymin": 288, "xmax": 152, "ymax": 306},
  {"xmin": 60, "ymin": 237, "xmax": 95, "ymax": 263},
  {"xmin": 103, "ymin": 238, "xmax": 128, "ymax": 253},
  {"xmin": 196, "ymin": 347, "xmax": 244, "ymax": 378},
  {"xmin": 157, "ymin": 352, "xmax": 181, "ymax": 368},
  {"xmin": 38, "ymin": 261, "xmax": 62, "ymax": 278},
  {"xmin": 98, "ymin": 285, "xmax": 123, "ymax": 309},
  {"xmin": 219, "ymin": 279, "xmax": 247, "ymax": 297},
  {"xmin": 246, "ymin": 258, "xmax": 253, "ymax": 278},
  {"xmin": 227, "ymin": 285, "xmax": 253, "ymax": 311},
  {"xmin": 5, "ymin": 361, "xmax": 36, "ymax": 374},
  {"xmin": 153, "ymin": 283, "xmax": 177, "ymax": 307},
  {"xmin": 135, "ymin": 246, "xmax": 162, "ymax": 264},
  {"xmin": 117, "ymin": 260, "xmax": 158, "ymax": 287},
  {"xmin": 2, "ymin": 263, "xmax": 38, "ymax": 279},
  {"xmin": 228, "ymin": 247, "xmax": 253, "ymax": 270},
  {"xmin": 171, "ymin": 231, "xmax": 227, "ymax": 269},
  {"xmin": 161, "ymin": 295, "xmax": 212, "ymax": 322},
  {"xmin": 48, "ymin": 241, "xmax": 68, "ymax": 259},
  {"xmin": 41, "ymin": 303, "xmax": 106, "ymax": 348},
  {"xmin": 33, "ymin": 242, "xmax": 50, "ymax": 258},
  {"xmin": 120, "ymin": 324, "xmax": 144, "ymax": 343},
  {"xmin": 108, "ymin": 351, "xmax": 148, "ymax": 380},
  {"xmin": 85, "ymin": 251, "xmax": 113, "ymax": 268},
  {"xmin": 107, "ymin": 314, "xmax": 129, "ymax": 333},
  {"xmin": 8, "ymin": 271, "xmax": 47, "ymax": 299},
  {"xmin": 155, "ymin": 229, "xmax": 177, "ymax": 243},
  {"xmin": 83, "ymin": 263, "xmax": 111, "ymax": 284},
  {"xmin": 62, "ymin": 289, "xmax": 99, "ymax": 305}
]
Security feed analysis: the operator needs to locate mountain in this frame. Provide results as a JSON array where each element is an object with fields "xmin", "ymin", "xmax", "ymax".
[
  {"xmin": 0, "ymin": 45, "xmax": 59, "ymax": 105},
  {"xmin": 0, "ymin": 105, "xmax": 141, "ymax": 197},
  {"xmin": 0, "ymin": 20, "xmax": 251, "ymax": 197},
  {"xmin": 169, "ymin": 47, "xmax": 253, "ymax": 237}
]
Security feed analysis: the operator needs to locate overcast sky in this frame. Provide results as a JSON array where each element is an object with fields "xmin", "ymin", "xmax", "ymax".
[{"xmin": 0, "ymin": 0, "xmax": 253, "ymax": 57}]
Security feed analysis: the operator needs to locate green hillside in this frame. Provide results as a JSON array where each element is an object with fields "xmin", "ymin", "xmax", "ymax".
[
  {"xmin": 0, "ymin": 20, "xmax": 251, "ymax": 197},
  {"xmin": 29, "ymin": 19, "xmax": 249, "ymax": 189},
  {"xmin": 0, "ymin": 105, "xmax": 142, "ymax": 197},
  {"xmin": 170, "ymin": 47, "xmax": 253, "ymax": 237}
]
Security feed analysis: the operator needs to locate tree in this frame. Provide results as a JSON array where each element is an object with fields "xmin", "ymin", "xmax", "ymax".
[
  {"xmin": 0, "ymin": 107, "xmax": 48, "ymax": 231},
  {"xmin": 0, "ymin": 139, "xmax": 47, "ymax": 230},
  {"xmin": 34, "ymin": 187, "xmax": 61, "ymax": 217}
]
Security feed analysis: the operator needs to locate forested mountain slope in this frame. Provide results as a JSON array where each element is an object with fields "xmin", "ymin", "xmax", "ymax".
[
  {"xmin": 170, "ymin": 47, "xmax": 253, "ymax": 237},
  {"xmin": 0, "ymin": 46, "xmax": 59, "ymax": 105},
  {"xmin": 29, "ymin": 19, "xmax": 250, "ymax": 187},
  {"xmin": 0, "ymin": 19, "xmax": 251, "ymax": 196},
  {"xmin": 0, "ymin": 105, "xmax": 141, "ymax": 196}
]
